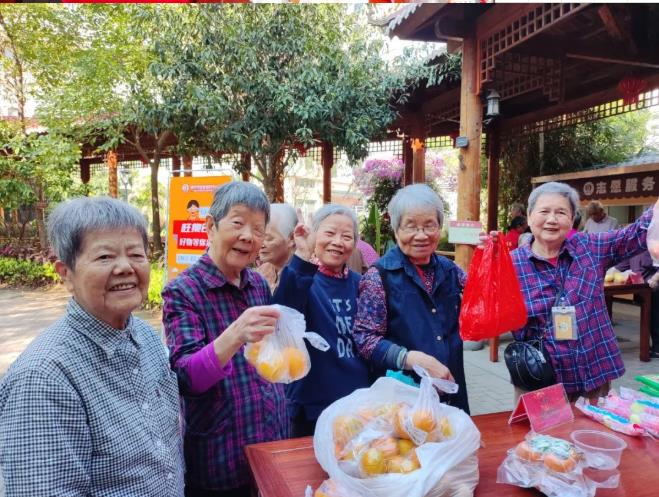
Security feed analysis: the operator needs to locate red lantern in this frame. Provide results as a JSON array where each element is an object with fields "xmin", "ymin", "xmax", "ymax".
[{"xmin": 618, "ymin": 76, "xmax": 646, "ymax": 105}]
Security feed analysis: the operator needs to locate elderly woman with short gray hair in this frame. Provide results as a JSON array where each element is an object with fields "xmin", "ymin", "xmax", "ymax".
[
  {"xmin": 162, "ymin": 181, "xmax": 289, "ymax": 497},
  {"xmin": 273, "ymin": 203, "xmax": 371, "ymax": 436},
  {"xmin": 353, "ymin": 184, "xmax": 470, "ymax": 413},
  {"xmin": 0, "ymin": 197, "xmax": 184, "ymax": 496},
  {"xmin": 257, "ymin": 202, "xmax": 298, "ymax": 292},
  {"xmin": 481, "ymin": 181, "xmax": 659, "ymax": 400}
]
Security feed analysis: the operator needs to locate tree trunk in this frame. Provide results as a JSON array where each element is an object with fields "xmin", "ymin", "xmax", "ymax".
[
  {"xmin": 271, "ymin": 149, "xmax": 285, "ymax": 202},
  {"xmin": 35, "ymin": 183, "xmax": 46, "ymax": 251},
  {"xmin": 151, "ymin": 159, "xmax": 163, "ymax": 254}
]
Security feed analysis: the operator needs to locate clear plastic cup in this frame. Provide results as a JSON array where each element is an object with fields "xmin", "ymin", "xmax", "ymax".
[{"xmin": 570, "ymin": 429, "xmax": 627, "ymax": 470}]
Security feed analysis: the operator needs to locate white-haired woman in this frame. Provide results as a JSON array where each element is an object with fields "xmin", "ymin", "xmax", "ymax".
[
  {"xmin": 273, "ymin": 204, "xmax": 371, "ymax": 436},
  {"xmin": 353, "ymin": 184, "xmax": 470, "ymax": 413},
  {"xmin": 257, "ymin": 203, "xmax": 298, "ymax": 292},
  {"xmin": 482, "ymin": 181, "xmax": 658, "ymax": 401},
  {"xmin": 162, "ymin": 182, "xmax": 289, "ymax": 497}
]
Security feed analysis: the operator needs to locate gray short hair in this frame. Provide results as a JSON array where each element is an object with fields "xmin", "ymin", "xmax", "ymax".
[
  {"xmin": 586, "ymin": 200, "xmax": 604, "ymax": 217},
  {"xmin": 311, "ymin": 204, "xmax": 359, "ymax": 241},
  {"xmin": 527, "ymin": 182, "xmax": 580, "ymax": 218},
  {"xmin": 269, "ymin": 203, "xmax": 298, "ymax": 239},
  {"xmin": 208, "ymin": 181, "xmax": 269, "ymax": 225},
  {"xmin": 388, "ymin": 183, "xmax": 444, "ymax": 232},
  {"xmin": 47, "ymin": 196, "xmax": 148, "ymax": 269}
]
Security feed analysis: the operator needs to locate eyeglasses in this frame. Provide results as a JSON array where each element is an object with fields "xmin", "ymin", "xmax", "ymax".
[{"xmin": 398, "ymin": 224, "xmax": 440, "ymax": 236}]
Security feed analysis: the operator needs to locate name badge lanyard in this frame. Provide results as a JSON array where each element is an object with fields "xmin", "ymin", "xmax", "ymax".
[{"xmin": 539, "ymin": 258, "xmax": 577, "ymax": 340}]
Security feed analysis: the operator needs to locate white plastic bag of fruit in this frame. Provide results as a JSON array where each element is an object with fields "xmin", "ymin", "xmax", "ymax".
[
  {"xmin": 314, "ymin": 375, "xmax": 480, "ymax": 497},
  {"xmin": 244, "ymin": 304, "xmax": 329, "ymax": 383}
]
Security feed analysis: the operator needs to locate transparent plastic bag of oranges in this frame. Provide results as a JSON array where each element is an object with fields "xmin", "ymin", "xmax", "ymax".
[
  {"xmin": 314, "ymin": 375, "xmax": 481, "ymax": 497},
  {"xmin": 393, "ymin": 366, "xmax": 458, "ymax": 446},
  {"xmin": 244, "ymin": 304, "xmax": 329, "ymax": 384}
]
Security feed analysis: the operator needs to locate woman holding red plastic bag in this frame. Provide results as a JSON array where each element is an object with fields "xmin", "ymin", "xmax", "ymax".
[{"xmin": 480, "ymin": 181, "xmax": 659, "ymax": 401}]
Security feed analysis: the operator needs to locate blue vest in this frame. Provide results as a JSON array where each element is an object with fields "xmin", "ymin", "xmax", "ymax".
[{"xmin": 375, "ymin": 246, "xmax": 470, "ymax": 413}]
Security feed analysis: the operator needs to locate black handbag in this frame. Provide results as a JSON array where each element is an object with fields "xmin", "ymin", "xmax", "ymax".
[{"xmin": 504, "ymin": 337, "xmax": 556, "ymax": 391}]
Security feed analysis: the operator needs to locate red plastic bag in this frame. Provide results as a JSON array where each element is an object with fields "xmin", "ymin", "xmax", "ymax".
[{"xmin": 459, "ymin": 237, "xmax": 527, "ymax": 340}]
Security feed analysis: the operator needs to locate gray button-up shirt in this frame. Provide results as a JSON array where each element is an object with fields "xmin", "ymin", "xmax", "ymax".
[{"xmin": 0, "ymin": 299, "xmax": 184, "ymax": 497}]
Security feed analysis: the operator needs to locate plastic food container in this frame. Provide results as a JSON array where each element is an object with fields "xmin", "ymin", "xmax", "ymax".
[{"xmin": 570, "ymin": 429, "xmax": 627, "ymax": 470}]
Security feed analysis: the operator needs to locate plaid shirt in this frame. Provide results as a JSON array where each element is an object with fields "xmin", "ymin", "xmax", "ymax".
[
  {"xmin": 0, "ymin": 299, "xmax": 184, "ymax": 497},
  {"xmin": 511, "ymin": 207, "xmax": 653, "ymax": 393},
  {"xmin": 163, "ymin": 254, "xmax": 289, "ymax": 491}
]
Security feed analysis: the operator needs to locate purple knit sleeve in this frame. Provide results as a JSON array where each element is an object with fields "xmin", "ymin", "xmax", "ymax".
[
  {"xmin": 353, "ymin": 267, "xmax": 388, "ymax": 359},
  {"xmin": 182, "ymin": 342, "xmax": 234, "ymax": 394}
]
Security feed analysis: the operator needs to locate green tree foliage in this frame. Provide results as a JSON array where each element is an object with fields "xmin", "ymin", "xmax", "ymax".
[
  {"xmin": 149, "ymin": 4, "xmax": 418, "ymax": 201},
  {"xmin": 499, "ymin": 111, "xmax": 651, "ymax": 226}
]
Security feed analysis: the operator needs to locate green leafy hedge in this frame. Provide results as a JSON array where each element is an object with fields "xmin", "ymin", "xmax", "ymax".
[
  {"xmin": 0, "ymin": 257, "xmax": 59, "ymax": 287},
  {"xmin": 146, "ymin": 263, "xmax": 164, "ymax": 309}
]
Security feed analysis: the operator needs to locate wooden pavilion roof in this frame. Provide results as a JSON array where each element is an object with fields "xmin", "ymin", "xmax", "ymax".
[{"xmin": 388, "ymin": 3, "xmax": 659, "ymax": 137}]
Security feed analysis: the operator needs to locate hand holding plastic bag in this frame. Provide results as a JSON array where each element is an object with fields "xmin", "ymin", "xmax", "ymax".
[
  {"xmin": 244, "ymin": 304, "xmax": 329, "ymax": 383},
  {"xmin": 459, "ymin": 236, "xmax": 527, "ymax": 341}
]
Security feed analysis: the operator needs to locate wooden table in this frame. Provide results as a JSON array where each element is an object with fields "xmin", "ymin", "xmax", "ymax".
[
  {"xmin": 246, "ymin": 409, "xmax": 659, "ymax": 497},
  {"xmin": 604, "ymin": 282, "xmax": 652, "ymax": 362},
  {"xmin": 488, "ymin": 282, "xmax": 652, "ymax": 363}
]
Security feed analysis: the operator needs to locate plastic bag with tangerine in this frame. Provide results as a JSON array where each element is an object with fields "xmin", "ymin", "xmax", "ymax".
[
  {"xmin": 496, "ymin": 431, "xmax": 619, "ymax": 497},
  {"xmin": 244, "ymin": 304, "xmax": 329, "ymax": 384},
  {"xmin": 393, "ymin": 366, "xmax": 458, "ymax": 446}
]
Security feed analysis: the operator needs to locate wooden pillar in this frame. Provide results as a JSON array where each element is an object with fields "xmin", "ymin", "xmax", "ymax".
[
  {"xmin": 172, "ymin": 155, "xmax": 181, "ymax": 178},
  {"xmin": 486, "ymin": 125, "xmax": 501, "ymax": 362},
  {"xmin": 107, "ymin": 151, "xmax": 118, "ymax": 198},
  {"xmin": 411, "ymin": 116, "xmax": 426, "ymax": 184},
  {"xmin": 183, "ymin": 154, "xmax": 193, "ymax": 177},
  {"xmin": 80, "ymin": 160, "xmax": 90, "ymax": 184},
  {"xmin": 486, "ymin": 126, "xmax": 500, "ymax": 234},
  {"xmin": 241, "ymin": 153, "xmax": 251, "ymax": 182},
  {"xmin": 455, "ymin": 37, "xmax": 483, "ymax": 271},
  {"xmin": 402, "ymin": 137, "xmax": 413, "ymax": 186},
  {"xmin": 321, "ymin": 142, "xmax": 333, "ymax": 203}
]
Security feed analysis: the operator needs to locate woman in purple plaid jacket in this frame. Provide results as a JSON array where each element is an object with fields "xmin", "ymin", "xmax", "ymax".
[
  {"xmin": 482, "ymin": 181, "xmax": 658, "ymax": 402},
  {"xmin": 163, "ymin": 182, "xmax": 290, "ymax": 497}
]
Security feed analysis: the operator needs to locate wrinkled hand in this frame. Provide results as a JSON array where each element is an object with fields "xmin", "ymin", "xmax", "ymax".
[
  {"xmin": 477, "ymin": 230, "xmax": 499, "ymax": 248},
  {"xmin": 649, "ymin": 273, "xmax": 659, "ymax": 291},
  {"xmin": 293, "ymin": 222, "xmax": 315, "ymax": 261},
  {"xmin": 230, "ymin": 305, "xmax": 281, "ymax": 344},
  {"xmin": 404, "ymin": 350, "xmax": 454, "ymax": 381}
]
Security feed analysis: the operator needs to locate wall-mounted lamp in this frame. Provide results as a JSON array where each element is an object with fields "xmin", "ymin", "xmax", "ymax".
[{"xmin": 486, "ymin": 89, "xmax": 500, "ymax": 118}]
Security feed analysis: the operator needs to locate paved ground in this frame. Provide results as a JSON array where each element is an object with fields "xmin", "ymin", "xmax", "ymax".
[{"xmin": 1, "ymin": 286, "xmax": 657, "ymax": 415}]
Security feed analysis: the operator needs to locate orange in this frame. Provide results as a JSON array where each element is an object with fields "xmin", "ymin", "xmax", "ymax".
[
  {"xmin": 393, "ymin": 405, "xmax": 411, "ymax": 440},
  {"xmin": 412, "ymin": 409, "xmax": 437, "ymax": 433},
  {"xmin": 360, "ymin": 448, "xmax": 386, "ymax": 475},
  {"xmin": 371, "ymin": 437, "xmax": 398, "ymax": 458},
  {"xmin": 256, "ymin": 353, "xmax": 285, "ymax": 382},
  {"xmin": 246, "ymin": 342, "xmax": 261, "ymax": 365},
  {"xmin": 282, "ymin": 347, "xmax": 307, "ymax": 379},
  {"xmin": 399, "ymin": 455, "xmax": 420, "ymax": 473},
  {"xmin": 439, "ymin": 416, "xmax": 453, "ymax": 438},
  {"xmin": 387, "ymin": 455, "xmax": 407, "ymax": 473},
  {"xmin": 397, "ymin": 438, "xmax": 416, "ymax": 456},
  {"xmin": 332, "ymin": 414, "xmax": 364, "ymax": 447}
]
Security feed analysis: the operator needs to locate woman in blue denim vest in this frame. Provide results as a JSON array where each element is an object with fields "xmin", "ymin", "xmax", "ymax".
[{"xmin": 353, "ymin": 184, "xmax": 469, "ymax": 413}]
